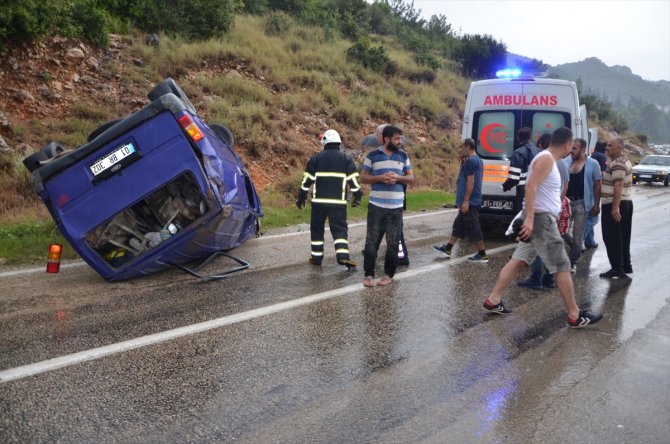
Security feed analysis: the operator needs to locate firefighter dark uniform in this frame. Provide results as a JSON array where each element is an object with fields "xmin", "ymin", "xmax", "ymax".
[
  {"xmin": 296, "ymin": 130, "xmax": 362, "ymax": 268},
  {"xmin": 502, "ymin": 141, "xmax": 539, "ymax": 213}
]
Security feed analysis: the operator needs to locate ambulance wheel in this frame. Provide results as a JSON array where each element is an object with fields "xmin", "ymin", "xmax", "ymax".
[
  {"xmin": 87, "ymin": 118, "xmax": 123, "ymax": 142},
  {"xmin": 209, "ymin": 123, "xmax": 235, "ymax": 148}
]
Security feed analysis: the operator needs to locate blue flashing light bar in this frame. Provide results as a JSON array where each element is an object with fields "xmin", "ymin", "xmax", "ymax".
[{"xmin": 495, "ymin": 68, "xmax": 522, "ymax": 78}]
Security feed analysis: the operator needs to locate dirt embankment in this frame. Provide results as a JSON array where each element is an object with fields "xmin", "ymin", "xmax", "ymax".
[{"xmin": 0, "ymin": 35, "xmax": 450, "ymax": 194}]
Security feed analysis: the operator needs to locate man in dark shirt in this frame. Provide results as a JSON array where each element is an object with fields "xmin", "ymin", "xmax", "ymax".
[
  {"xmin": 564, "ymin": 138, "xmax": 602, "ymax": 272},
  {"xmin": 297, "ymin": 129, "xmax": 362, "ymax": 269},
  {"xmin": 584, "ymin": 140, "xmax": 607, "ymax": 249},
  {"xmin": 590, "ymin": 140, "xmax": 608, "ymax": 171},
  {"xmin": 433, "ymin": 138, "xmax": 487, "ymax": 262},
  {"xmin": 502, "ymin": 127, "xmax": 539, "ymax": 214}
]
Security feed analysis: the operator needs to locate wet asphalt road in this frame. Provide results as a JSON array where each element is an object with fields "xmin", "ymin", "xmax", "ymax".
[{"xmin": 1, "ymin": 185, "xmax": 669, "ymax": 443}]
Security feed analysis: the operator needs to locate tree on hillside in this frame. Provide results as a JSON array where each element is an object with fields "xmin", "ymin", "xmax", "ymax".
[
  {"xmin": 265, "ymin": 0, "xmax": 316, "ymax": 15},
  {"xmin": 452, "ymin": 34, "xmax": 507, "ymax": 79},
  {"xmin": 426, "ymin": 14, "xmax": 453, "ymax": 43},
  {"xmin": 366, "ymin": 1, "xmax": 396, "ymax": 35},
  {"xmin": 325, "ymin": 0, "xmax": 369, "ymax": 40},
  {"xmin": 104, "ymin": 0, "xmax": 236, "ymax": 40},
  {"xmin": 1, "ymin": 0, "xmax": 238, "ymax": 44},
  {"xmin": 1, "ymin": 0, "xmax": 109, "ymax": 46},
  {"xmin": 386, "ymin": 0, "xmax": 424, "ymax": 29}
]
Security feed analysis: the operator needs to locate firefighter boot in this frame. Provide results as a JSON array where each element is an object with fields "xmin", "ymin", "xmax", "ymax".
[{"xmin": 338, "ymin": 258, "xmax": 357, "ymax": 270}]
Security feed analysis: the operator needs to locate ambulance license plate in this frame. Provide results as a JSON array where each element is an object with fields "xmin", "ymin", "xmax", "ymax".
[
  {"xmin": 90, "ymin": 142, "xmax": 137, "ymax": 176},
  {"xmin": 483, "ymin": 199, "xmax": 513, "ymax": 210}
]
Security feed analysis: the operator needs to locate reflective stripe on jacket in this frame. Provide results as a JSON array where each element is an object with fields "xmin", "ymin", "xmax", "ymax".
[{"xmin": 502, "ymin": 143, "xmax": 539, "ymax": 191}]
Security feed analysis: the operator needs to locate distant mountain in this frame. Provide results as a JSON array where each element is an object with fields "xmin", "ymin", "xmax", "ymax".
[{"xmin": 549, "ymin": 57, "xmax": 670, "ymax": 108}]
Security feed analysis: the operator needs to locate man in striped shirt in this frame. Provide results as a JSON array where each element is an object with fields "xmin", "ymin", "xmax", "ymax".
[
  {"xmin": 599, "ymin": 137, "xmax": 633, "ymax": 279},
  {"xmin": 360, "ymin": 125, "xmax": 414, "ymax": 287}
]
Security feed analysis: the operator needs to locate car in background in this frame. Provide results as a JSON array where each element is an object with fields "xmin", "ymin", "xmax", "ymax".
[{"xmin": 632, "ymin": 155, "xmax": 670, "ymax": 186}]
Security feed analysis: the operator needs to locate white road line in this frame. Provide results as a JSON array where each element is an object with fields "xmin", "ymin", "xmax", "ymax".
[
  {"xmin": 255, "ymin": 209, "xmax": 452, "ymax": 240},
  {"xmin": 0, "ymin": 262, "xmax": 89, "ymax": 278},
  {"xmin": 0, "ymin": 209, "xmax": 454, "ymax": 278},
  {"xmin": 0, "ymin": 242, "xmax": 514, "ymax": 384}
]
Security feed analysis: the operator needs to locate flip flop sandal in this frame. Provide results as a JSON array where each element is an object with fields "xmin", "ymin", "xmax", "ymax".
[
  {"xmin": 377, "ymin": 277, "xmax": 393, "ymax": 286},
  {"xmin": 363, "ymin": 277, "xmax": 377, "ymax": 287}
]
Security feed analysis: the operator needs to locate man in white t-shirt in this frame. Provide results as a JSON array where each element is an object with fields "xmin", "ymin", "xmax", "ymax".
[{"xmin": 482, "ymin": 128, "xmax": 604, "ymax": 329}]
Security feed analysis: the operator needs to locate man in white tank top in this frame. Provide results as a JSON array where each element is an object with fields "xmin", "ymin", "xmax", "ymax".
[{"xmin": 482, "ymin": 128, "xmax": 604, "ymax": 328}]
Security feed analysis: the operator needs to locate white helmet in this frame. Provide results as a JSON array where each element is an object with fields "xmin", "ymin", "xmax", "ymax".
[{"xmin": 320, "ymin": 129, "xmax": 341, "ymax": 146}]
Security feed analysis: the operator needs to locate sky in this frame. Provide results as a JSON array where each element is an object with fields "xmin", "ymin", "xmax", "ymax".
[{"xmin": 410, "ymin": 0, "xmax": 670, "ymax": 81}]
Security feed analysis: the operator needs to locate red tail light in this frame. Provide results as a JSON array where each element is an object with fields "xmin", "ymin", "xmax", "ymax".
[
  {"xmin": 178, "ymin": 114, "xmax": 204, "ymax": 142},
  {"xmin": 47, "ymin": 244, "xmax": 62, "ymax": 273}
]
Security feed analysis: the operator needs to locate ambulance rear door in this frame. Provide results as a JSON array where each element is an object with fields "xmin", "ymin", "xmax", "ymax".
[
  {"xmin": 522, "ymin": 81, "xmax": 579, "ymax": 141},
  {"xmin": 467, "ymin": 81, "xmax": 523, "ymax": 218}
]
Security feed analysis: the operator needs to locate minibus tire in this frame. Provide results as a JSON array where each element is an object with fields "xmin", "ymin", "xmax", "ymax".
[{"xmin": 209, "ymin": 123, "xmax": 235, "ymax": 148}]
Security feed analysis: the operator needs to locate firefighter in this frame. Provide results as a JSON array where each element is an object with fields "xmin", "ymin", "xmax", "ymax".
[
  {"xmin": 502, "ymin": 127, "xmax": 539, "ymax": 213},
  {"xmin": 296, "ymin": 129, "xmax": 362, "ymax": 269}
]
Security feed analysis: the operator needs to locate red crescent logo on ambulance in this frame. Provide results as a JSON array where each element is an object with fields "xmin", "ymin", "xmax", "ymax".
[{"xmin": 481, "ymin": 123, "xmax": 506, "ymax": 153}]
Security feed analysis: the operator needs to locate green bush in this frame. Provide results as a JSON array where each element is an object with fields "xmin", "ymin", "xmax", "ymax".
[
  {"xmin": 0, "ymin": 0, "xmax": 109, "ymax": 46},
  {"xmin": 242, "ymin": 0, "xmax": 269, "ymax": 14},
  {"xmin": 105, "ymin": 0, "xmax": 236, "ymax": 41},
  {"xmin": 338, "ymin": 9, "xmax": 366, "ymax": 40},
  {"xmin": 264, "ymin": 11, "xmax": 292, "ymax": 36},
  {"xmin": 0, "ymin": 0, "xmax": 61, "ymax": 44},
  {"xmin": 1, "ymin": 0, "xmax": 236, "ymax": 46},
  {"xmin": 64, "ymin": 0, "xmax": 110, "ymax": 47},
  {"xmin": 413, "ymin": 52, "xmax": 440, "ymax": 70},
  {"xmin": 346, "ymin": 38, "xmax": 389, "ymax": 73}
]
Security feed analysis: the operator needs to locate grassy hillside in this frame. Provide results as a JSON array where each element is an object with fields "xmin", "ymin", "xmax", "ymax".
[{"xmin": 0, "ymin": 14, "xmax": 469, "ymax": 225}]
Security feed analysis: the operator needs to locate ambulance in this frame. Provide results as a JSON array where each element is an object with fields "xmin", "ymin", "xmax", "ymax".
[{"xmin": 461, "ymin": 70, "xmax": 595, "ymax": 226}]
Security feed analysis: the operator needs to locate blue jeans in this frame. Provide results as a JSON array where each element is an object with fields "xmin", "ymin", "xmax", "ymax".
[
  {"xmin": 584, "ymin": 213, "xmax": 599, "ymax": 248},
  {"xmin": 527, "ymin": 256, "xmax": 555, "ymax": 287}
]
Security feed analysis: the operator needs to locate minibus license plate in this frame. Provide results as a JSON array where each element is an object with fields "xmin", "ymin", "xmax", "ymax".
[{"xmin": 90, "ymin": 143, "xmax": 136, "ymax": 176}]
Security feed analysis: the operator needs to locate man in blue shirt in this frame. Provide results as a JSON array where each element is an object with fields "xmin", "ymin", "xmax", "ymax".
[
  {"xmin": 433, "ymin": 138, "xmax": 488, "ymax": 262},
  {"xmin": 360, "ymin": 125, "xmax": 414, "ymax": 287}
]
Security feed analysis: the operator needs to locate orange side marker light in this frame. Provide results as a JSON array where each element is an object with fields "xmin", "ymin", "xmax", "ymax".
[{"xmin": 47, "ymin": 244, "xmax": 62, "ymax": 273}]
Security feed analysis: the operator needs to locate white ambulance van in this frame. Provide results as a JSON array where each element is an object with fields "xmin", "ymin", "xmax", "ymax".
[{"xmin": 461, "ymin": 72, "xmax": 594, "ymax": 226}]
